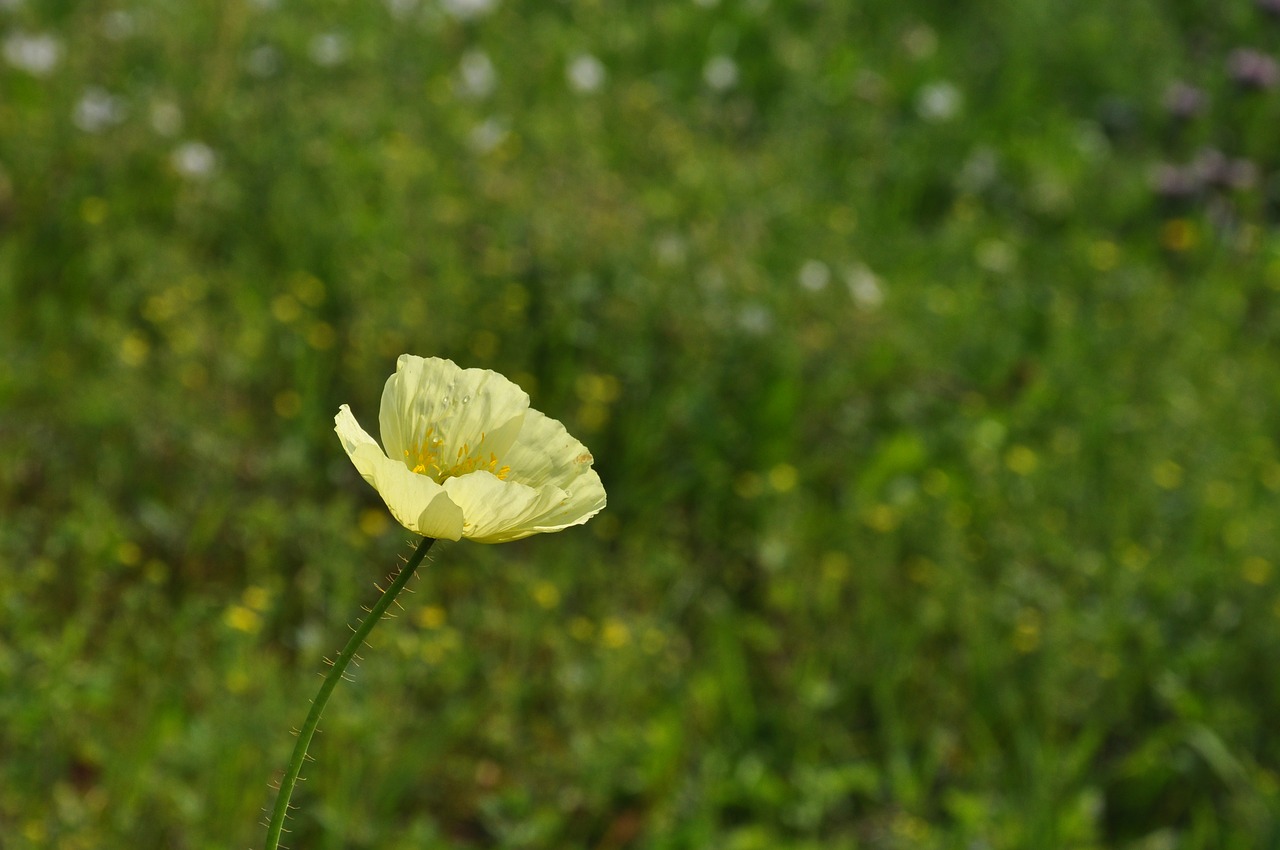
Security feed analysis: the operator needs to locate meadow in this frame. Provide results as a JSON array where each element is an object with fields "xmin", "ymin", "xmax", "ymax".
[{"xmin": 3, "ymin": 0, "xmax": 1280, "ymax": 847}]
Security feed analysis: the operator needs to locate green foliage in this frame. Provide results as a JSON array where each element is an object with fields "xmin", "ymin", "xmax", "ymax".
[{"xmin": 3, "ymin": 0, "xmax": 1280, "ymax": 847}]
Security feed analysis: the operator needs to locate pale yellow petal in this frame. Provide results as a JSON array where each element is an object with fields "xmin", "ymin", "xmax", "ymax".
[
  {"xmin": 440, "ymin": 470, "xmax": 607, "ymax": 544},
  {"xmin": 441, "ymin": 471, "xmax": 546, "ymax": 542},
  {"xmin": 335, "ymin": 405, "xmax": 465, "ymax": 539},
  {"xmin": 501, "ymin": 409, "xmax": 599, "ymax": 491},
  {"xmin": 518, "ymin": 469, "xmax": 607, "ymax": 537},
  {"xmin": 379, "ymin": 355, "xmax": 528, "ymax": 477}
]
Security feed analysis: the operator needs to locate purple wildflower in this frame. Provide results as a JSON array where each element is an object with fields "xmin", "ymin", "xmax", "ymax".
[
  {"xmin": 1151, "ymin": 163, "xmax": 1200, "ymax": 202},
  {"xmin": 1227, "ymin": 48, "xmax": 1280, "ymax": 90},
  {"xmin": 1187, "ymin": 148, "xmax": 1260, "ymax": 192},
  {"xmin": 1162, "ymin": 81, "xmax": 1207, "ymax": 120}
]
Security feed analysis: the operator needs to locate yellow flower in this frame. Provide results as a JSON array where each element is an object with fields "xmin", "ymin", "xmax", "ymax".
[{"xmin": 335, "ymin": 355, "xmax": 606, "ymax": 543}]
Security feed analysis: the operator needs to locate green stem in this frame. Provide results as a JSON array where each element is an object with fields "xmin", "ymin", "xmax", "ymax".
[{"xmin": 263, "ymin": 535, "xmax": 437, "ymax": 850}]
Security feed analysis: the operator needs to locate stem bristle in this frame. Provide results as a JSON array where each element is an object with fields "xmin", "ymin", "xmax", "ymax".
[{"xmin": 262, "ymin": 536, "xmax": 437, "ymax": 850}]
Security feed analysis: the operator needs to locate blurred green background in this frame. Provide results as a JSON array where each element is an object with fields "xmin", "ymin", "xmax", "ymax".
[{"xmin": 4, "ymin": 0, "xmax": 1280, "ymax": 847}]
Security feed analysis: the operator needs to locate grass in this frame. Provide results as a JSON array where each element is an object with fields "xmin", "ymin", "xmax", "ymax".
[{"xmin": 3, "ymin": 0, "xmax": 1280, "ymax": 847}]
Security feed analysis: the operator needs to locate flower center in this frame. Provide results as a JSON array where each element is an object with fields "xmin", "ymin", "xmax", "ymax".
[{"xmin": 403, "ymin": 427, "xmax": 511, "ymax": 482}]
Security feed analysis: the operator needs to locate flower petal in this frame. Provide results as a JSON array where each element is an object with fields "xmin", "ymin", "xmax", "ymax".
[
  {"xmin": 441, "ymin": 471, "xmax": 546, "ymax": 543},
  {"xmin": 501, "ymin": 409, "xmax": 600, "ymax": 491},
  {"xmin": 441, "ymin": 468, "xmax": 606, "ymax": 543},
  {"xmin": 379, "ymin": 355, "xmax": 529, "ymax": 477},
  {"xmin": 517, "ymin": 469, "xmax": 607, "ymax": 538},
  {"xmin": 335, "ymin": 405, "xmax": 465, "ymax": 539}
]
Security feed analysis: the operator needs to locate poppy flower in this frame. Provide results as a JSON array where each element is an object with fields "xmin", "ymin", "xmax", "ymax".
[{"xmin": 336, "ymin": 355, "xmax": 606, "ymax": 542}]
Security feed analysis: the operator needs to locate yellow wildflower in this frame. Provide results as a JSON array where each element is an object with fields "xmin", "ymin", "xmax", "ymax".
[{"xmin": 335, "ymin": 355, "xmax": 606, "ymax": 543}]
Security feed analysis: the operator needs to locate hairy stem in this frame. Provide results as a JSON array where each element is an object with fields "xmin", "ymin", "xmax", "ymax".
[{"xmin": 263, "ymin": 535, "xmax": 437, "ymax": 850}]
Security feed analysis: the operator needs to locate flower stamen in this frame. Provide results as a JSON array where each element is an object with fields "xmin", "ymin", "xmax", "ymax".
[{"xmin": 404, "ymin": 429, "xmax": 509, "ymax": 482}]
